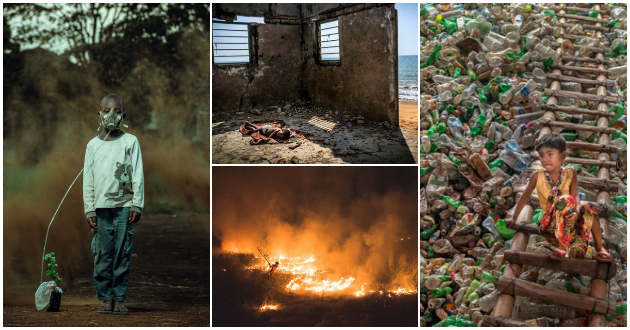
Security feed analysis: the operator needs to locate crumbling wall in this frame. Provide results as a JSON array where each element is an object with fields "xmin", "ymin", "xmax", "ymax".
[
  {"xmin": 303, "ymin": 4, "xmax": 398, "ymax": 124},
  {"xmin": 212, "ymin": 4, "xmax": 303, "ymax": 112},
  {"xmin": 212, "ymin": 3, "xmax": 399, "ymax": 125}
]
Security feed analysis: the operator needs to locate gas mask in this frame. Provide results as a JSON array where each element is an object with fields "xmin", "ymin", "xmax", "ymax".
[{"xmin": 99, "ymin": 109, "xmax": 126, "ymax": 131}]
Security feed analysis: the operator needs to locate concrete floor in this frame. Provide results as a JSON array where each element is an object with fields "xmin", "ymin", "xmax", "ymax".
[{"xmin": 212, "ymin": 107, "xmax": 417, "ymax": 164}]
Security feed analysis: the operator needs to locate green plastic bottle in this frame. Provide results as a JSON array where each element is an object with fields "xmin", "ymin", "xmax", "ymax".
[
  {"xmin": 588, "ymin": 166, "xmax": 598, "ymax": 174},
  {"xmin": 561, "ymin": 133, "xmax": 578, "ymax": 141},
  {"xmin": 612, "ymin": 129, "xmax": 627, "ymax": 142},
  {"xmin": 462, "ymin": 279, "xmax": 480, "ymax": 303},
  {"xmin": 485, "ymin": 140, "xmax": 496, "ymax": 152},
  {"xmin": 448, "ymin": 154, "xmax": 461, "ymax": 167},
  {"xmin": 471, "ymin": 114, "xmax": 486, "ymax": 136},
  {"xmin": 611, "ymin": 103, "xmax": 625, "ymax": 124},
  {"xmin": 420, "ymin": 166, "xmax": 433, "ymax": 177},
  {"xmin": 421, "ymin": 223, "xmax": 439, "ymax": 240},
  {"xmin": 481, "ymin": 271, "xmax": 497, "ymax": 284},
  {"xmin": 617, "ymin": 302, "xmax": 627, "ymax": 316},
  {"xmin": 440, "ymin": 194, "xmax": 462, "ymax": 208},
  {"xmin": 436, "ymin": 122, "xmax": 446, "ymax": 134},
  {"xmin": 432, "ymin": 286, "xmax": 453, "ymax": 298},
  {"xmin": 496, "ymin": 219, "xmax": 516, "ymax": 239},
  {"xmin": 467, "ymin": 69, "xmax": 476, "ymax": 81},
  {"xmin": 488, "ymin": 158, "xmax": 504, "ymax": 170},
  {"xmin": 453, "ymin": 67, "xmax": 461, "ymax": 78},
  {"xmin": 532, "ymin": 207, "xmax": 542, "ymax": 224}
]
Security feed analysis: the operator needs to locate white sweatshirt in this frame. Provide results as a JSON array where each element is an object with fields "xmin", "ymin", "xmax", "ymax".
[{"xmin": 83, "ymin": 132, "xmax": 144, "ymax": 218}]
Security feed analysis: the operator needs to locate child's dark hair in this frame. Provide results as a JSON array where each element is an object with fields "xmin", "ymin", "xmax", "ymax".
[
  {"xmin": 536, "ymin": 133, "xmax": 566, "ymax": 153},
  {"xmin": 281, "ymin": 128, "xmax": 292, "ymax": 139}
]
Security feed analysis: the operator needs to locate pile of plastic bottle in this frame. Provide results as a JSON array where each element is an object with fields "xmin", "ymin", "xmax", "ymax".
[{"xmin": 420, "ymin": 3, "xmax": 627, "ymax": 327}]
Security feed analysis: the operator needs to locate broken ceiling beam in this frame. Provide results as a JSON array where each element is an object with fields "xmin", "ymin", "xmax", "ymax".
[{"xmin": 497, "ymin": 277, "xmax": 616, "ymax": 316}]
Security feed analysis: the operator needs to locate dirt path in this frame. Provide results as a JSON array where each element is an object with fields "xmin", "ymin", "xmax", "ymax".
[{"xmin": 3, "ymin": 214, "xmax": 209, "ymax": 327}]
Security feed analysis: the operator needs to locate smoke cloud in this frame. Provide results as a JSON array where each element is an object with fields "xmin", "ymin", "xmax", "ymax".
[{"xmin": 212, "ymin": 167, "xmax": 418, "ymax": 291}]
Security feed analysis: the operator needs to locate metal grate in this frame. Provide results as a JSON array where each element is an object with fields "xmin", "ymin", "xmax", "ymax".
[
  {"xmin": 212, "ymin": 22, "xmax": 250, "ymax": 64},
  {"xmin": 319, "ymin": 19, "xmax": 340, "ymax": 61},
  {"xmin": 308, "ymin": 116, "xmax": 336, "ymax": 132}
]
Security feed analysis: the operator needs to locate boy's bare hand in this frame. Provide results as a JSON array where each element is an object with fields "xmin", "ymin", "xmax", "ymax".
[
  {"xmin": 505, "ymin": 219, "xmax": 513, "ymax": 229},
  {"xmin": 128, "ymin": 211, "xmax": 141, "ymax": 224},
  {"xmin": 87, "ymin": 217, "xmax": 97, "ymax": 229}
]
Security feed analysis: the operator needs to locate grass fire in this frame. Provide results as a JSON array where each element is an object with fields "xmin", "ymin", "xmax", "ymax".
[{"xmin": 212, "ymin": 167, "xmax": 418, "ymax": 327}]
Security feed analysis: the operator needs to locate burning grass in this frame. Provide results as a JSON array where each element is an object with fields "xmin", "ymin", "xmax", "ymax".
[{"xmin": 212, "ymin": 251, "xmax": 418, "ymax": 326}]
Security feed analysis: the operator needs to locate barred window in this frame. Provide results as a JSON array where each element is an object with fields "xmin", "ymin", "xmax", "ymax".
[
  {"xmin": 212, "ymin": 21, "xmax": 250, "ymax": 64},
  {"xmin": 319, "ymin": 19, "xmax": 340, "ymax": 61}
]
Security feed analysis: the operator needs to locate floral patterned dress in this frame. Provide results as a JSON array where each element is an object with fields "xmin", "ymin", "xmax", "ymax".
[{"xmin": 536, "ymin": 168, "xmax": 595, "ymax": 258}]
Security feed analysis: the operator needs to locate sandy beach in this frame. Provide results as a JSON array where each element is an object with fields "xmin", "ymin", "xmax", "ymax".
[{"xmin": 399, "ymin": 101, "xmax": 418, "ymax": 131}]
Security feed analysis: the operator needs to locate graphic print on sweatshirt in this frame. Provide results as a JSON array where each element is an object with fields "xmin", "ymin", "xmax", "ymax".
[{"xmin": 105, "ymin": 162, "xmax": 134, "ymax": 202}]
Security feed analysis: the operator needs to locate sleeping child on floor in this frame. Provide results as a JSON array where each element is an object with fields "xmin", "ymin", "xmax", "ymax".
[
  {"xmin": 243, "ymin": 121, "xmax": 292, "ymax": 140},
  {"xmin": 507, "ymin": 134, "xmax": 612, "ymax": 262}
]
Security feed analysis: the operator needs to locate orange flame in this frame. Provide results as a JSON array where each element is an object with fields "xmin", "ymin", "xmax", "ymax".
[{"xmin": 260, "ymin": 304, "xmax": 279, "ymax": 311}]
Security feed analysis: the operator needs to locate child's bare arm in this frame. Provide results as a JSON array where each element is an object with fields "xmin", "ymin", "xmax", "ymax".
[{"xmin": 506, "ymin": 171, "xmax": 538, "ymax": 228}]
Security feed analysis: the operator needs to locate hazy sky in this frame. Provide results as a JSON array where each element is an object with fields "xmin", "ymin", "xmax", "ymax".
[{"xmin": 395, "ymin": 3, "xmax": 419, "ymax": 56}]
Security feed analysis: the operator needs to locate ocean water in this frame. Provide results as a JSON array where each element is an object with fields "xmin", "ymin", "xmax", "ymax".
[{"xmin": 399, "ymin": 55, "xmax": 418, "ymax": 101}]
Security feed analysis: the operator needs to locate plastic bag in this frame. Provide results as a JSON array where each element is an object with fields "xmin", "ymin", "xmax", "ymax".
[{"xmin": 35, "ymin": 281, "xmax": 62, "ymax": 311}]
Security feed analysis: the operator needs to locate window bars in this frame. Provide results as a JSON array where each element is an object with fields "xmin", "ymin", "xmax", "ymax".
[
  {"xmin": 319, "ymin": 19, "xmax": 340, "ymax": 61},
  {"xmin": 212, "ymin": 22, "xmax": 250, "ymax": 64}
]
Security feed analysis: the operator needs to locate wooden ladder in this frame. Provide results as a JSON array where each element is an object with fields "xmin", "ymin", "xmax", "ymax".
[{"xmin": 484, "ymin": 5, "xmax": 622, "ymax": 327}]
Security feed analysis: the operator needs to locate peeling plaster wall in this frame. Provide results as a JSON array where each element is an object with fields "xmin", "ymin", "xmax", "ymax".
[
  {"xmin": 212, "ymin": 24, "xmax": 303, "ymax": 111},
  {"xmin": 303, "ymin": 5, "xmax": 398, "ymax": 124},
  {"xmin": 212, "ymin": 3, "xmax": 399, "ymax": 125}
]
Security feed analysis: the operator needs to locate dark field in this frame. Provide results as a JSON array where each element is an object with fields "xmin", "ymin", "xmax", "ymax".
[
  {"xmin": 212, "ymin": 253, "xmax": 418, "ymax": 327},
  {"xmin": 3, "ymin": 214, "xmax": 209, "ymax": 327}
]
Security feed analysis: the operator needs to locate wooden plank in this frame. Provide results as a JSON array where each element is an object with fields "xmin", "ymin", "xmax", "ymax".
[
  {"xmin": 589, "ymin": 7, "xmax": 612, "ymax": 326},
  {"xmin": 550, "ymin": 42, "xmax": 611, "ymax": 53},
  {"xmin": 497, "ymin": 277, "xmax": 616, "ymax": 315},
  {"xmin": 491, "ymin": 205, "xmax": 533, "ymax": 318},
  {"xmin": 543, "ymin": 120, "xmax": 618, "ymax": 134},
  {"xmin": 557, "ymin": 22, "xmax": 612, "ymax": 33},
  {"xmin": 556, "ymin": 13, "xmax": 609, "ymax": 24},
  {"xmin": 563, "ymin": 157, "xmax": 617, "ymax": 168},
  {"xmin": 548, "ymin": 65, "xmax": 613, "ymax": 76},
  {"xmin": 561, "ymin": 55, "xmax": 617, "ymax": 65},
  {"xmin": 540, "ymin": 104, "xmax": 613, "ymax": 117},
  {"xmin": 503, "ymin": 250, "xmax": 617, "ymax": 280},
  {"xmin": 480, "ymin": 315, "xmax": 534, "ymax": 327},
  {"xmin": 545, "ymin": 73, "xmax": 613, "ymax": 87}
]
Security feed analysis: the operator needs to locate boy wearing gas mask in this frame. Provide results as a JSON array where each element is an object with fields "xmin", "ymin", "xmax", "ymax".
[{"xmin": 83, "ymin": 94, "xmax": 145, "ymax": 315}]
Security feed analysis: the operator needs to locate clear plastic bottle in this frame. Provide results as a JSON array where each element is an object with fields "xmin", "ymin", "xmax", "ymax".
[
  {"xmin": 532, "ymin": 67, "xmax": 547, "ymax": 86},
  {"xmin": 478, "ymin": 290, "xmax": 500, "ymax": 312},
  {"xmin": 610, "ymin": 65, "xmax": 627, "ymax": 80},
  {"xmin": 512, "ymin": 79, "xmax": 536, "ymax": 103},
  {"xmin": 447, "ymin": 117, "xmax": 465, "ymax": 141}
]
